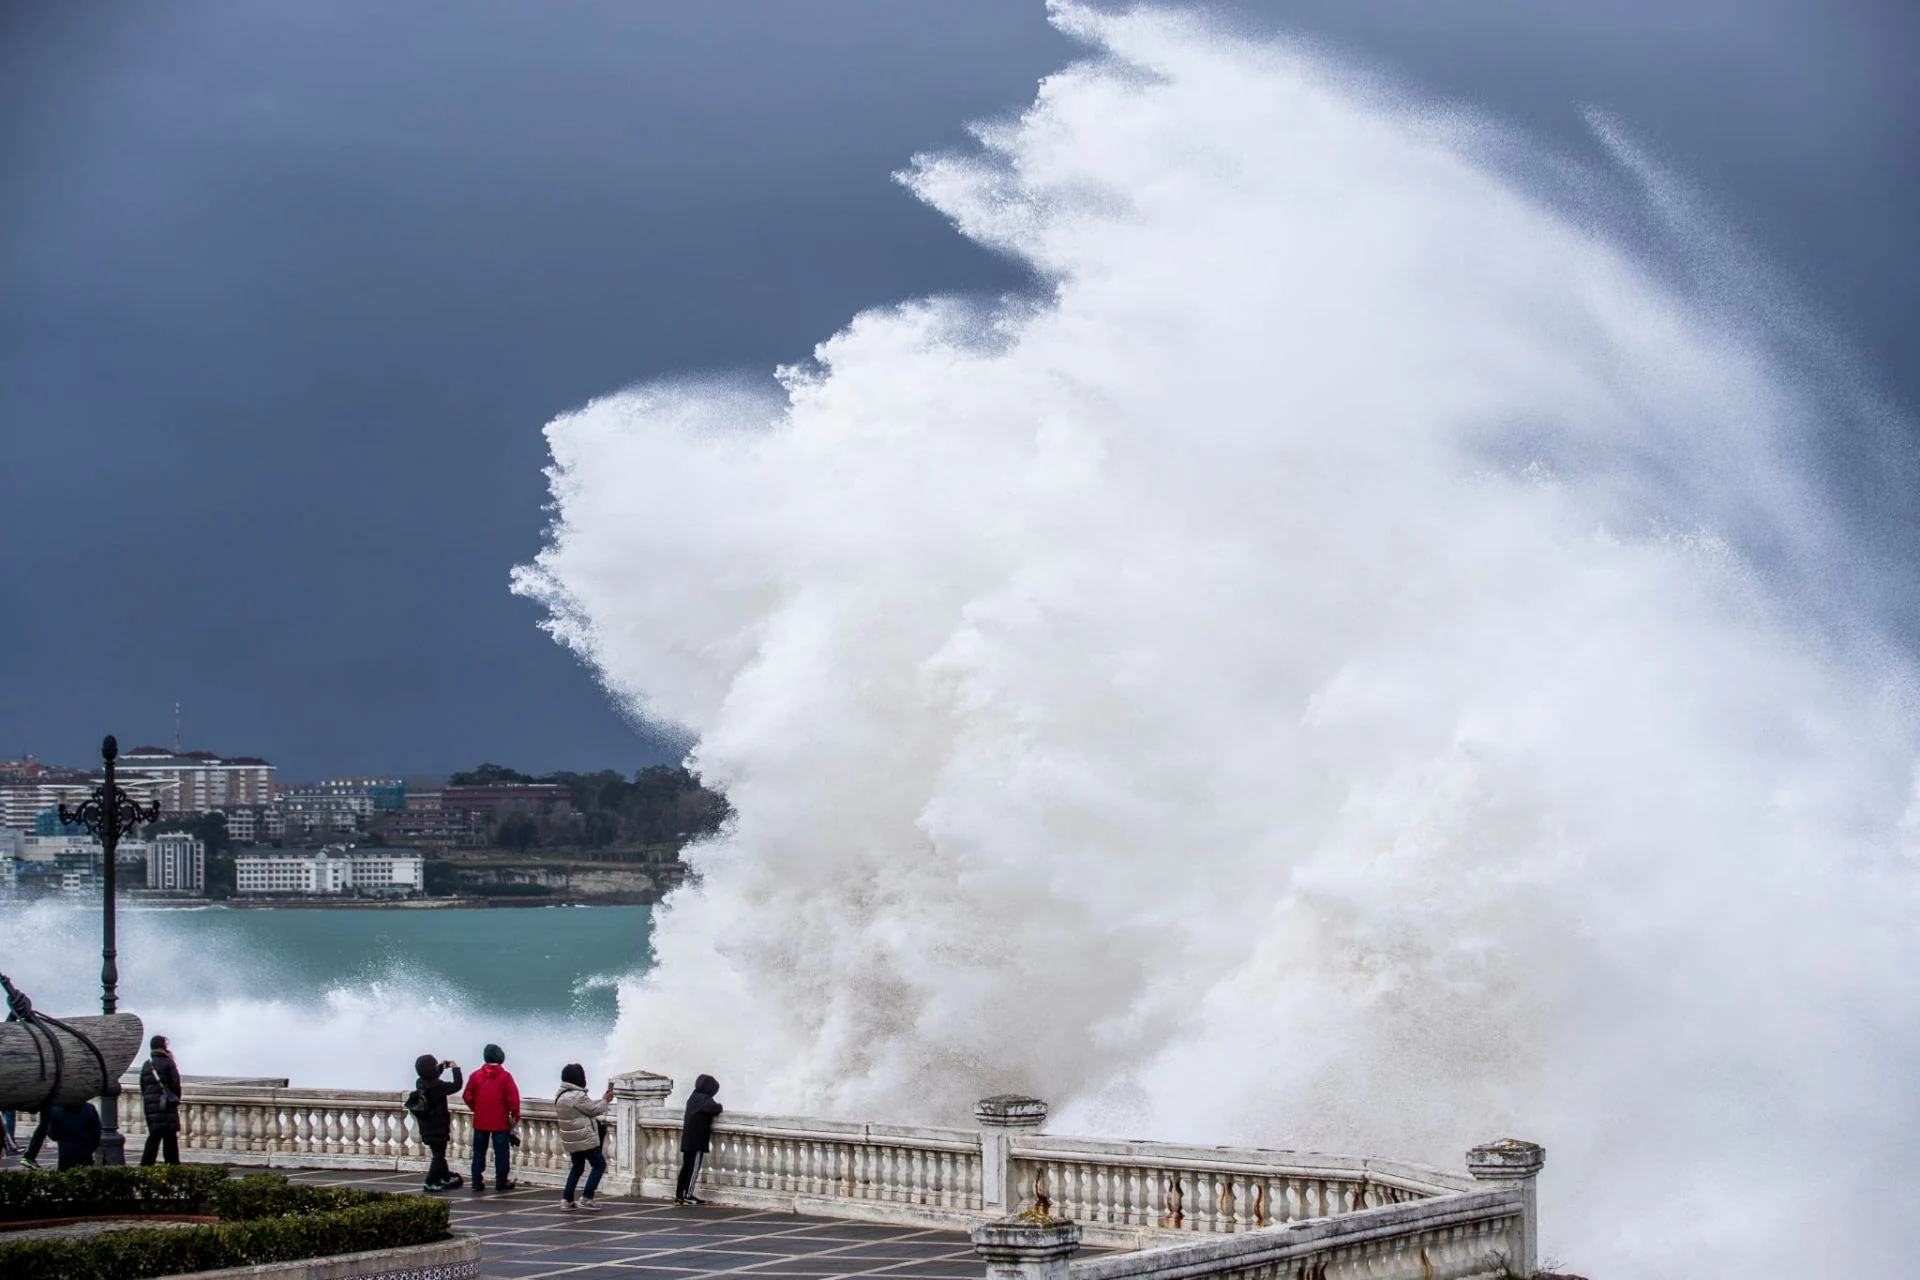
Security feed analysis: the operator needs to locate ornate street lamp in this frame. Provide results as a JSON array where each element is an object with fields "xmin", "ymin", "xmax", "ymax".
[{"xmin": 59, "ymin": 734, "xmax": 160, "ymax": 1165}]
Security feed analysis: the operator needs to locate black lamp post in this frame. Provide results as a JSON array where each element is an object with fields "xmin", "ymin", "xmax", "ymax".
[{"xmin": 59, "ymin": 734, "xmax": 160, "ymax": 1165}]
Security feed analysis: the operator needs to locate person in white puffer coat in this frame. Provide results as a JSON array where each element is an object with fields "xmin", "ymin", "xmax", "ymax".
[{"xmin": 554, "ymin": 1063, "xmax": 613, "ymax": 1210}]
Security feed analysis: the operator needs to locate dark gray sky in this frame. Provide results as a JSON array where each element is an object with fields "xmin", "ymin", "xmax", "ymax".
[{"xmin": 4, "ymin": 1, "xmax": 1914, "ymax": 779}]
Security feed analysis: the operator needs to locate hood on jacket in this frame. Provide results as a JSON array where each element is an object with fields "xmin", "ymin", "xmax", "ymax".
[
  {"xmin": 415, "ymin": 1054, "xmax": 442, "ymax": 1080},
  {"xmin": 693, "ymin": 1074, "xmax": 719, "ymax": 1096}
]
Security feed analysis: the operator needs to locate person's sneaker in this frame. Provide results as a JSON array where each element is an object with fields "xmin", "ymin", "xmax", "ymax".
[
  {"xmin": 469, "ymin": 1182, "xmax": 487, "ymax": 1194},
  {"xmin": 495, "ymin": 1180, "xmax": 518, "ymax": 1192},
  {"xmin": 688, "ymin": 1197, "xmax": 709, "ymax": 1206},
  {"xmin": 672, "ymin": 1197, "xmax": 692, "ymax": 1206},
  {"xmin": 19, "ymin": 1158, "xmax": 40, "ymax": 1171},
  {"xmin": 578, "ymin": 1198, "xmax": 601, "ymax": 1212},
  {"xmin": 560, "ymin": 1200, "xmax": 578, "ymax": 1212}
]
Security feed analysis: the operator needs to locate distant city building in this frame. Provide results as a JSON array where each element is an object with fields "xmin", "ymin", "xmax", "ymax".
[
  {"xmin": 233, "ymin": 846, "xmax": 424, "ymax": 897},
  {"xmin": 403, "ymin": 790, "xmax": 441, "ymax": 811},
  {"xmin": 216, "ymin": 804, "xmax": 286, "ymax": 846},
  {"xmin": 15, "ymin": 831, "xmax": 150, "ymax": 895},
  {"xmin": 147, "ymin": 831, "xmax": 206, "ymax": 894},
  {"xmin": 33, "ymin": 807, "xmax": 77, "ymax": 836},
  {"xmin": 336, "ymin": 778, "xmax": 406, "ymax": 812},
  {"xmin": 19, "ymin": 832, "xmax": 103, "ymax": 864},
  {"xmin": 0, "ymin": 827, "xmax": 20, "ymax": 895},
  {"xmin": 281, "ymin": 779, "xmax": 406, "ymax": 819},
  {"xmin": 383, "ymin": 807, "xmax": 480, "ymax": 847},
  {"xmin": 439, "ymin": 782, "xmax": 568, "ymax": 818},
  {"xmin": 119, "ymin": 747, "xmax": 275, "ymax": 815},
  {"xmin": 278, "ymin": 786, "xmax": 363, "ymax": 836},
  {"xmin": 0, "ymin": 774, "xmax": 165, "ymax": 829}
]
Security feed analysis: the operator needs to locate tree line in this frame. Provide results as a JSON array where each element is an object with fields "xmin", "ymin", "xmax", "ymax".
[{"xmin": 437, "ymin": 762, "xmax": 732, "ymax": 854}]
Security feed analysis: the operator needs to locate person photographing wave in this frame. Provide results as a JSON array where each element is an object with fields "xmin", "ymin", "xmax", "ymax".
[{"xmin": 407, "ymin": 1053, "xmax": 464, "ymax": 1192}]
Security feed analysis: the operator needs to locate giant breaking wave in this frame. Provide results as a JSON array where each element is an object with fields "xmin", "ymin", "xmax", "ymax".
[{"xmin": 513, "ymin": 6, "xmax": 1920, "ymax": 1275}]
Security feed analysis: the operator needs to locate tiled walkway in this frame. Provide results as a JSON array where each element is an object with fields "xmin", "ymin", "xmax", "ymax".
[{"xmin": 287, "ymin": 1170, "xmax": 989, "ymax": 1280}]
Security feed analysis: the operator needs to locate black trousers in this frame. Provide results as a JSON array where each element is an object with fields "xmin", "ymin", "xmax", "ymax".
[
  {"xmin": 141, "ymin": 1130, "xmax": 180, "ymax": 1165},
  {"xmin": 674, "ymin": 1149, "xmax": 705, "ymax": 1200},
  {"xmin": 424, "ymin": 1138, "xmax": 451, "ymax": 1186},
  {"xmin": 24, "ymin": 1114, "xmax": 49, "ymax": 1163}
]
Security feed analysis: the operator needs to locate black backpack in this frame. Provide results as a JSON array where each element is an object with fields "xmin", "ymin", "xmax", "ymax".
[{"xmin": 404, "ymin": 1088, "xmax": 431, "ymax": 1122}]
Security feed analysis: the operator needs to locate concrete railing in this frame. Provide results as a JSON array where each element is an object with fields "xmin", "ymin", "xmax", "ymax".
[
  {"xmin": 114, "ymin": 1074, "xmax": 606, "ymax": 1188},
  {"xmin": 976, "ymin": 1186, "xmax": 1533, "ymax": 1280},
  {"xmin": 89, "ymin": 1071, "xmax": 1543, "ymax": 1277}
]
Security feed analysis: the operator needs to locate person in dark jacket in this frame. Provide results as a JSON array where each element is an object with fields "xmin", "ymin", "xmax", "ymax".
[
  {"xmin": 46, "ymin": 1101, "xmax": 101, "ymax": 1170},
  {"xmin": 411, "ymin": 1054, "xmax": 465, "ymax": 1192},
  {"xmin": 673, "ymin": 1074, "xmax": 723, "ymax": 1205},
  {"xmin": 139, "ymin": 1034, "xmax": 183, "ymax": 1165}
]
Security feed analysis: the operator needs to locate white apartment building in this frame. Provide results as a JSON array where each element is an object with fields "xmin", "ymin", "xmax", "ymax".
[
  {"xmin": 147, "ymin": 831, "xmax": 206, "ymax": 893},
  {"xmin": 119, "ymin": 749, "xmax": 276, "ymax": 815},
  {"xmin": 19, "ymin": 832, "xmax": 104, "ymax": 863},
  {"xmin": 234, "ymin": 847, "xmax": 424, "ymax": 897},
  {"xmin": 0, "ymin": 777, "xmax": 168, "ymax": 830},
  {"xmin": 217, "ymin": 804, "xmax": 286, "ymax": 846}
]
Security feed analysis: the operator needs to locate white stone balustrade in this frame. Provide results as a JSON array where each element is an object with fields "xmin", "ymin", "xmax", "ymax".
[
  {"xmin": 1059, "ymin": 1187, "xmax": 1532, "ymax": 1280},
  {"xmin": 1007, "ymin": 1135, "xmax": 1475, "ymax": 1239},
  {"xmin": 113, "ymin": 1074, "xmax": 611, "ymax": 1188},
  {"xmin": 92, "ymin": 1072, "xmax": 1544, "ymax": 1276}
]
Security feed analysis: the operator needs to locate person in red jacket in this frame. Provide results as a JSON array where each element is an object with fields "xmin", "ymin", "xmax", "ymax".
[{"xmin": 462, "ymin": 1043, "xmax": 521, "ymax": 1192}]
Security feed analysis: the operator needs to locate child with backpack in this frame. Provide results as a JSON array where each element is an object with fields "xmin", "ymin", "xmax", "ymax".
[{"xmin": 406, "ymin": 1054, "xmax": 464, "ymax": 1192}]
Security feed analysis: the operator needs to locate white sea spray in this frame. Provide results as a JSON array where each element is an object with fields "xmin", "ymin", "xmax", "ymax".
[{"xmin": 513, "ymin": 6, "xmax": 1920, "ymax": 1274}]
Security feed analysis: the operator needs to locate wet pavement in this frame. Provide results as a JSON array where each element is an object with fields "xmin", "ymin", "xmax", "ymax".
[{"xmin": 287, "ymin": 1169, "xmax": 990, "ymax": 1280}]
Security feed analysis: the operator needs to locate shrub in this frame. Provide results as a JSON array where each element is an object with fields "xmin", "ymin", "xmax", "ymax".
[
  {"xmin": 0, "ymin": 1164, "xmax": 230, "ymax": 1221},
  {"xmin": 0, "ymin": 1167, "xmax": 450, "ymax": 1280}
]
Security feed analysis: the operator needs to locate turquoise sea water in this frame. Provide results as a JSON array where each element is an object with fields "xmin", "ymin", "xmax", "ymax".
[{"xmin": 1, "ymin": 901, "xmax": 656, "ymax": 1090}]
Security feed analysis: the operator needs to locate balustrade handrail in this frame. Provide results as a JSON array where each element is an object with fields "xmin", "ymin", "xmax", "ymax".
[
  {"xmin": 1067, "ymin": 1187, "xmax": 1527, "ymax": 1280},
  {"xmin": 626, "ymin": 1105, "xmax": 982, "ymax": 1153},
  {"xmin": 1013, "ymin": 1133, "xmax": 1477, "ymax": 1195}
]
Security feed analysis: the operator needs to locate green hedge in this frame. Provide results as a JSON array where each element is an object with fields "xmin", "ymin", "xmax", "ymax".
[
  {"xmin": 0, "ymin": 1166, "xmax": 451, "ymax": 1280},
  {"xmin": 0, "ymin": 1164, "xmax": 231, "ymax": 1220}
]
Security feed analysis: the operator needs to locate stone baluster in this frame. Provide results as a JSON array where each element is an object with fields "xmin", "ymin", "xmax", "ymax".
[
  {"xmin": 971, "ymin": 1213, "xmax": 1081, "ymax": 1280},
  {"xmin": 1466, "ymin": 1139, "xmax": 1545, "ymax": 1279},
  {"xmin": 608, "ymin": 1069, "xmax": 673, "ymax": 1197},
  {"xmin": 975, "ymin": 1094, "xmax": 1048, "ymax": 1216}
]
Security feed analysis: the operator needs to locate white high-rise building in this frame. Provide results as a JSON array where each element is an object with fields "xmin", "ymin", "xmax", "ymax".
[
  {"xmin": 119, "ymin": 748, "xmax": 276, "ymax": 815},
  {"xmin": 147, "ymin": 831, "xmax": 206, "ymax": 894}
]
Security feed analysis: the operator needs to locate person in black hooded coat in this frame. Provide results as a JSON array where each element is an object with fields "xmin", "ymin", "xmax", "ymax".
[
  {"xmin": 139, "ymin": 1035, "xmax": 183, "ymax": 1165},
  {"xmin": 411, "ymin": 1054, "xmax": 464, "ymax": 1191},
  {"xmin": 673, "ymin": 1074, "xmax": 723, "ymax": 1204}
]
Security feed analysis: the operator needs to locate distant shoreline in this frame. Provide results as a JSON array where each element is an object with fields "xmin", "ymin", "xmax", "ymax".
[{"xmin": 114, "ymin": 895, "xmax": 654, "ymax": 911}]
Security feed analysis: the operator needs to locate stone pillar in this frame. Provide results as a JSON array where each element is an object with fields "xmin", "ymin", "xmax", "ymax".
[
  {"xmin": 609, "ymin": 1070, "xmax": 674, "ymax": 1197},
  {"xmin": 971, "ymin": 1214, "xmax": 1081, "ymax": 1280},
  {"xmin": 1466, "ymin": 1139, "xmax": 1546, "ymax": 1278},
  {"xmin": 975, "ymin": 1094, "xmax": 1049, "ymax": 1214}
]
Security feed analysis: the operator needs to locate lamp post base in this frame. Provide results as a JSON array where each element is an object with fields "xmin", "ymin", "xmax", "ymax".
[{"xmin": 100, "ymin": 1087, "xmax": 127, "ymax": 1166}]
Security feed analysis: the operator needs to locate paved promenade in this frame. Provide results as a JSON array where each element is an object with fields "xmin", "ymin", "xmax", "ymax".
[{"xmin": 289, "ymin": 1170, "xmax": 991, "ymax": 1280}]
